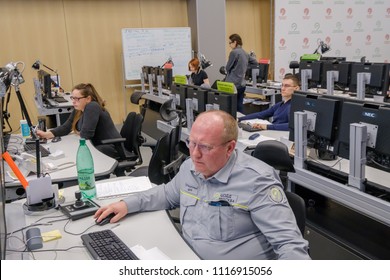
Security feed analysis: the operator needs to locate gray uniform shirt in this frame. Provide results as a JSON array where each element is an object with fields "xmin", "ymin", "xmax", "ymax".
[{"xmin": 123, "ymin": 150, "xmax": 310, "ymax": 260}]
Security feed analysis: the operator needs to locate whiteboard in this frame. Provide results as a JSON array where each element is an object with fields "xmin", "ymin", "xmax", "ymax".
[{"xmin": 121, "ymin": 27, "xmax": 192, "ymax": 81}]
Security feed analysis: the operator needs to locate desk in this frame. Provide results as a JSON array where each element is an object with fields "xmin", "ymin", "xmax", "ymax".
[
  {"xmin": 5, "ymin": 177, "xmax": 200, "ymax": 260},
  {"xmin": 5, "ymin": 134, "xmax": 117, "ymax": 201}
]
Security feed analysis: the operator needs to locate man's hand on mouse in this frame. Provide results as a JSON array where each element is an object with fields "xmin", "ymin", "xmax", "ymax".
[
  {"xmin": 252, "ymin": 123, "xmax": 267, "ymax": 130},
  {"xmin": 94, "ymin": 201, "xmax": 128, "ymax": 224}
]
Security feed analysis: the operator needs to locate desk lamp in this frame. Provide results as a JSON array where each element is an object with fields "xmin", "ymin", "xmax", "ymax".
[
  {"xmin": 31, "ymin": 60, "xmax": 60, "ymax": 88},
  {"xmin": 162, "ymin": 57, "xmax": 174, "ymax": 69},
  {"xmin": 198, "ymin": 52, "xmax": 213, "ymax": 70},
  {"xmin": 313, "ymin": 39, "xmax": 331, "ymax": 55}
]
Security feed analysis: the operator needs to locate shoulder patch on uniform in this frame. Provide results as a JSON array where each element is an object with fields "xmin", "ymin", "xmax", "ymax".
[{"xmin": 268, "ymin": 186, "xmax": 284, "ymax": 204}]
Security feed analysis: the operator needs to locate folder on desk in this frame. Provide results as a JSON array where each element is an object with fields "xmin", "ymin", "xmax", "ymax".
[{"xmin": 96, "ymin": 176, "xmax": 152, "ymax": 199}]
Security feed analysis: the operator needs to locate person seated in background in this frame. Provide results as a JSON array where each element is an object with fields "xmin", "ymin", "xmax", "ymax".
[
  {"xmin": 95, "ymin": 110, "xmax": 311, "ymax": 260},
  {"xmin": 36, "ymin": 83, "xmax": 121, "ymax": 158},
  {"xmin": 238, "ymin": 74, "xmax": 300, "ymax": 131},
  {"xmin": 188, "ymin": 57, "xmax": 210, "ymax": 87}
]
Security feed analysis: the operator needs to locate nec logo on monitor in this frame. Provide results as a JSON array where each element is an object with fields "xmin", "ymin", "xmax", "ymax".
[{"xmin": 362, "ymin": 111, "xmax": 376, "ymax": 118}]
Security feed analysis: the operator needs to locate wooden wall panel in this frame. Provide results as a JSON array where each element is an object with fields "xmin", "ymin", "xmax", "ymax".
[{"xmin": 0, "ymin": 0, "xmax": 271, "ymax": 132}]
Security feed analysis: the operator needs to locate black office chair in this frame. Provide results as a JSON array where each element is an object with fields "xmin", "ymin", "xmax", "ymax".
[
  {"xmin": 101, "ymin": 112, "xmax": 145, "ymax": 176},
  {"xmin": 252, "ymin": 140, "xmax": 295, "ymax": 188},
  {"xmin": 129, "ymin": 125, "xmax": 185, "ymax": 185},
  {"xmin": 252, "ymin": 140, "xmax": 306, "ymax": 236}
]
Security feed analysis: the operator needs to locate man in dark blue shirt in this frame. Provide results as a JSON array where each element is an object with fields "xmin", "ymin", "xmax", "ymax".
[{"xmin": 239, "ymin": 74, "xmax": 300, "ymax": 131}]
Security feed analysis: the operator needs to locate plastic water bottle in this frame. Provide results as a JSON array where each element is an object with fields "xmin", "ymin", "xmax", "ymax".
[{"xmin": 76, "ymin": 138, "xmax": 96, "ymax": 199}]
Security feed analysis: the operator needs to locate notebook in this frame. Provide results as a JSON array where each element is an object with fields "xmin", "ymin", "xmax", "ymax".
[{"xmin": 96, "ymin": 176, "xmax": 153, "ymax": 199}]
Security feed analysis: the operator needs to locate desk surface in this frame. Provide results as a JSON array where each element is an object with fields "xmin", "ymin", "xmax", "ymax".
[
  {"xmin": 5, "ymin": 177, "xmax": 199, "ymax": 260},
  {"xmin": 5, "ymin": 134, "xmax": 117, "ymax": 187}
]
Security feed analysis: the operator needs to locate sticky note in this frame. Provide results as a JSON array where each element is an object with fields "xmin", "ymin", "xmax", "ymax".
[{"xmin": 41, "ymin": 229, "xmax": 62, "ymax": 242}]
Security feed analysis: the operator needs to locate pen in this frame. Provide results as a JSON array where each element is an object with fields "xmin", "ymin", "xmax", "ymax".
[{"xmin": 208, "ymin": 200, "xmax": 230, "ymax": 207}]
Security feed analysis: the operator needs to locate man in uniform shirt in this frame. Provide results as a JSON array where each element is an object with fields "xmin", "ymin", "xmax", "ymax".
[{"xmin": 95, "ymin": 110, "xmax": 310, "ymax": 260}]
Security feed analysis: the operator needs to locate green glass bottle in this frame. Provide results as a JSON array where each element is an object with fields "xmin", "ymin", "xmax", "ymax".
[{"xmin": 76, "ymin": 138, "xmax": 96, "ymax": 199}]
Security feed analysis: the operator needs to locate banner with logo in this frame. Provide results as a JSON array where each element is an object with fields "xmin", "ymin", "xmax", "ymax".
[{"xmin": 274, "ymin": 0, "xmax": 390, "ymax": 81}]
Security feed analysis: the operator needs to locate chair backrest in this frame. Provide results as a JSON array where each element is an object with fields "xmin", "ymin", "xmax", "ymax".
[
  {"xmin": 252, "ymin": 140, "xmax": 295, "ymax": 173},
  {"xmin": 148, "ymin": 126, "xmax": 184, "ymax": 185},
  {"xmin": 252, "ymin": 139, "xmax": 305, "ymax": 235},
  {"xmin": 285, "ymin": 191, "xmax": 306, "ymax": 236},
  {"xmin": 120, "ymin": 112, "xmax": 144, "ymax": 164}
]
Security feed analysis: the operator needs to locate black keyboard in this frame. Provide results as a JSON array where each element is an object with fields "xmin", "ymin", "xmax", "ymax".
[
  {"xmin": 23, "ymin": 143, "xmax": 50, "ymax": 157},
  {"xmin": 238, "ymin": 122, "xmax": 261, "ymax": 132},
  {"xmin": 53, "ymin": 96, "xmax": 68, "ymax": 103},
  {"xmin": 81, "ymin": 229, "xmax": 138, "ymax": 260}
]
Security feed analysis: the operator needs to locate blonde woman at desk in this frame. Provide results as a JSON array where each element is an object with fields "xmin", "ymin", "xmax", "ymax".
[
  {"xmin": 238, "ymin": 74, "xmax": 300, "ymax": 131},
  {"xmin": 36, "ymin": 83, "xmax": 121, "ymax": 158}
]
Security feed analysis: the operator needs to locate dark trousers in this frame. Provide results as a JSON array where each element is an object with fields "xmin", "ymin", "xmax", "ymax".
[{"xmin": 236, "ymin": 85, "xmax": 246, "ymax": 114}]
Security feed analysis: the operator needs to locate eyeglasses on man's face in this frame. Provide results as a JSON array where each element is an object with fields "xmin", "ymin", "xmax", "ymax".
[
  {"xmin": 185, "ymin": 138, "xmax": 231, "ymax": 154},
  {"xmin": 70, "ymin": 96, "xmax": 87, "ymax": 102},
  {"xmin": 281, "ymin": 84, "xmax": 295, "ymax": 88}
]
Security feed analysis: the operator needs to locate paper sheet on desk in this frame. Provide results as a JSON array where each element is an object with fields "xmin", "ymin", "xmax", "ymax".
[
  {"xmin": 96, "ymin": 176, "xmax": 152, "ymax": 199},
  {"xmin": 131, "ymin": 245, "xmax": 171, "ymax": 260},
  {"xmin": 240, "ymin": 135, "xmax": 275, "ymax": 149}
]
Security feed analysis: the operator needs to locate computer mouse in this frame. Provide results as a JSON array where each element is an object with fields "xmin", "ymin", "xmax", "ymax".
[
  {"xmin": 249, "ymin": 133, "xmax": 260, "ymax": 140},
  {"xmin": 51, "ymin": 136, "xmax": 61, "ymax": 143},
  {"xmin": 95, "ymin": 213, "xmax": 116, "ymax": 226}
]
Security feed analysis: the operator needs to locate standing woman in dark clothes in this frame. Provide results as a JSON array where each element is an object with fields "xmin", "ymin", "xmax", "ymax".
[{"xmin": 36, "ymin": 83, "xmax": 121, "ymax": 158}]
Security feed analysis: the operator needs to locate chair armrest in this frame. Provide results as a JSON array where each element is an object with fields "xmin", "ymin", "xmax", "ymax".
[{"xmin": 100, "ymin": 138, "xmax": 126, "ymax": 145}]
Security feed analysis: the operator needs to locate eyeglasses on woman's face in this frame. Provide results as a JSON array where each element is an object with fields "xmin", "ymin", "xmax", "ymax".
[{"xmin": 70, "ymin": 96, "xmax": 87, "ymax": 102}]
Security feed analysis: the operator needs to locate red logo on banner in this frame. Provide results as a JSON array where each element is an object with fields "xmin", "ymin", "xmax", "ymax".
[
  {"xmin": 280, "ymin": 38, "xmax": 286, "ymax": 47},
  {"xmin": 280, "ymin": 8, "xmax": 286, "ymax": 16},
  {"xmin": 326, "ymin": 8, "xmax": 332, "ymax": 16},
  {"xmin": 325, "ymin": 36, "xmax": 331, "ymax": 45},
  {"xmin": 303, "ymin": 38, "xmax": 309, "ymax": 46},
  {"xmin": 385, "ymin": 34, "xmax": 390, "ymax": 41},
  {"xmin": 347, "ymin": 8, "xmax": 353, "ymax": 18},
  {"xmin": 346, "ymin": 35, "xmax": 352, "ymax": 46},
  {"xmin": 304, "ymin": 8, "xmax": 309, "ymax": 16},
  {"xmin": 367, "ymin": 8, "xmax": 372, "ymax": 15},
  {"xmin": 279, "ymin": 68, "xmax": 286, "ymax": 77},
  {"xmin": 366, "ymin": 35, "xmax": 371, "ymax": 42}
]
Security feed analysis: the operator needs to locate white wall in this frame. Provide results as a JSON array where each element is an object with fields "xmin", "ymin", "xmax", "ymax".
[{"xmin": 274, "ymin": 0, "xmax": 390, "ymax": 81}]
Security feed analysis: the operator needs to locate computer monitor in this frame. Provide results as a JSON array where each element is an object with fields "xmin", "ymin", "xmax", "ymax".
[
  {"xmin": 207, "ymin": 89, "xmax": 237, "ymax": 118},
  {"xmin": 158, "ymin": 68, "xmax": 173, "ymax": 89},
  {"xmin": 336, "ymin": 101, "xmax": 390, "ymax": 171},
  {"xmin": 186, "ymin": 85, "xmax": 208, "ymax": 115},
  {"xmin": 289, "ymin": 91, "xmax": 341, "ymax": 158},
  {"xmin": 38, "ymin": 69, "xmax": 52, "ymax": 100},
  {"xmin": 321, "ymin": 61, "xmax": 352, "ymax": 91},
  {"xmin": 349, "ymin": 62, "xmax": 390, "ymax": 96},
  {"xmin": 141, "ymin": 101, "xmax": 166, "ymax": 141},
  {"xmin": 141, "ymin": 66, "xmax": 153, "ymax": 84},
  {"xmin": 171, "ymin": 83, "xmax": 188, "ymax": 110},
  {"xmin": 245, "ymin": 63, "xmax": 269, "ymax": 83},
  {"xmin": 298, "ymin": 60, "xmax": 323, "ymax": 88},
  {"xmin": 320, "ymin": 56, "xmax": 347, "ymax": 62}
]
